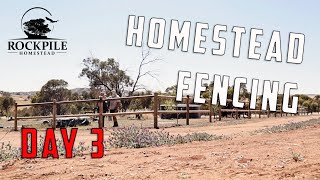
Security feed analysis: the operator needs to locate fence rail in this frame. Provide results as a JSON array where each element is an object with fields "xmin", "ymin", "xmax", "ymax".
[{"xmin": 13, "ymin": 93, "xmax": 309, "ymax": 131}]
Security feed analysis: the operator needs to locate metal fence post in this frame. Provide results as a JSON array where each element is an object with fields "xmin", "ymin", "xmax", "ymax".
[
  {"xmin": 186, "ymin": 95, "xmax": 190, "ymax": 125},
  {"xmin": 14, "ymin": 103, "xmax": 18, "ymax": 131},
  {"xmin": 52, "ymin": 99, "xmax": 57, "ymax": 130},
  {"xmin": 153, "ymin": 93, "xmax": 159, "ymax": 129}
]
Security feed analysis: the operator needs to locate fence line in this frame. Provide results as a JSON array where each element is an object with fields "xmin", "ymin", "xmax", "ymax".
[{"xmin": 13, "ymin": 93, "xmax": 309, "ymax": 131}]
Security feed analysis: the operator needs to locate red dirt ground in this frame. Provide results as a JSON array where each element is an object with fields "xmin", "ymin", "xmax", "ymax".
[{"xmin": 1, "ymin": 115, "xmax": 320, "ymax": 180}]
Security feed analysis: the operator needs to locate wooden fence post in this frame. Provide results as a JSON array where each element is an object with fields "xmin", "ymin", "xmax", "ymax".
[
  {"xmin": 14, "ymin": 103, "xmax": 18, "ymax": 131},
  {"xmin": 218, "ymin": 105, "xmax": 222, "ymax": 121},
  {"xmin": 235, "ymin": 109, "xmax": 238, "ymax": 119},
  {"xmin": 186, "ymin": 95, "xmax": 190, "ymax": 125},
  {"xmin": 267, "ymin": 110, "xmax": 270, "ymax": 118},
  {"xmin": 98, "ymin": 96, "xmax": 103, "ymax": 128},
  {"xmin": 248, "ymin": 104, "xmax": 251, "ymax": 119},
  {"xmin": 209, "ymin": 99, "xmax": 212, "ymax": 123},
  {"xmin": 153, "ymin": 93, "xmax": 159, "ymax": 129},
  {"xmin": 52, "ymin": 99, "xmax": 57, "ymax": 130}
]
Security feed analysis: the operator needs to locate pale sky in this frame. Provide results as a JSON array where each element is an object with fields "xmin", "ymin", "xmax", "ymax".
[{"xmin": 0, "ymin": 1, "xmax": 319, "ymax": 94}]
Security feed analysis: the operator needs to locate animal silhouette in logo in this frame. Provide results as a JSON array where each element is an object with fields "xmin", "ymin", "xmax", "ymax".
[{"xmin": 21, "ymin": 7, "xmax": 59, "ymax": 39}]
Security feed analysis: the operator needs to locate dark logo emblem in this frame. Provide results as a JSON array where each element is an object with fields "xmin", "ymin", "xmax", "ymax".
[
  {"xmin": 8, "ymin": 7, "xmax": 67, "ymax": 56},
  {"xmin": 21, "ymin": 7, "xmax": 59, "ymax": 39}
]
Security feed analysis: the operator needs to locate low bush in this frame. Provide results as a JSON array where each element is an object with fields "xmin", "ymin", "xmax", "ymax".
[
  {"xmin": 108, "ymin": 125, "xmax": 226, "ymax": 148},
  {"xmin": 0, "ymin": 142, "xmax": 20, "ymax": 162},
  {"xmin": 255, "ymin": 118, "xmax": 320, "ymax": 134},
  {"xmin": 0, "ymin": 136, "xmax": 90, "ymax": 162}
]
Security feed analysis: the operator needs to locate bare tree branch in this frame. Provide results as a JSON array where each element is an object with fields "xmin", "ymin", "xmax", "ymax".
[{"xmin": 130, "ymin": 46, "xmax": 162, "ymax": 95}]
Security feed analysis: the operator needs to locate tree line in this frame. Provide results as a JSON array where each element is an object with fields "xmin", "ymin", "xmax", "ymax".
[
  {"xmin": 17, "ymin": 48, "xmax": 161, "ymax": 117},
  {"xmin": 1, "ymin": 47, "xmax": 319, "ymax": 117},
  {"xmin": 0, "ymin": 92, "xmax": 15, "ymax": 117}
]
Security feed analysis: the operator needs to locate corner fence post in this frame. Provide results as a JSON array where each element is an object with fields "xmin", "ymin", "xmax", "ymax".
[
  {"xmin": 153, "ymin": 93, "xmax": 159, "ymax": 129},
  {"xmin": 186, "ymin": 95, "xmax": 190, "ymax": 125},
  {"xmin": 209, "ymin": 98, "xmax": 212, "ymax": 123},
  {"xmin": 99, "ymin": 96, "xmax": 103, "ymax": 128},
  {"xmin": 14, "ymin": 103, "xmax": 18, "ymax": 131},
  {"xmin": 52, "ymin": 99, "xmax": 57, "ymax": 130}
]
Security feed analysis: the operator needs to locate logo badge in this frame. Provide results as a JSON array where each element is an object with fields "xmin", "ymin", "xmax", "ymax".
[{"xmin": 8, "ymin": 7, "xmax": 67, "ymax": 56}]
